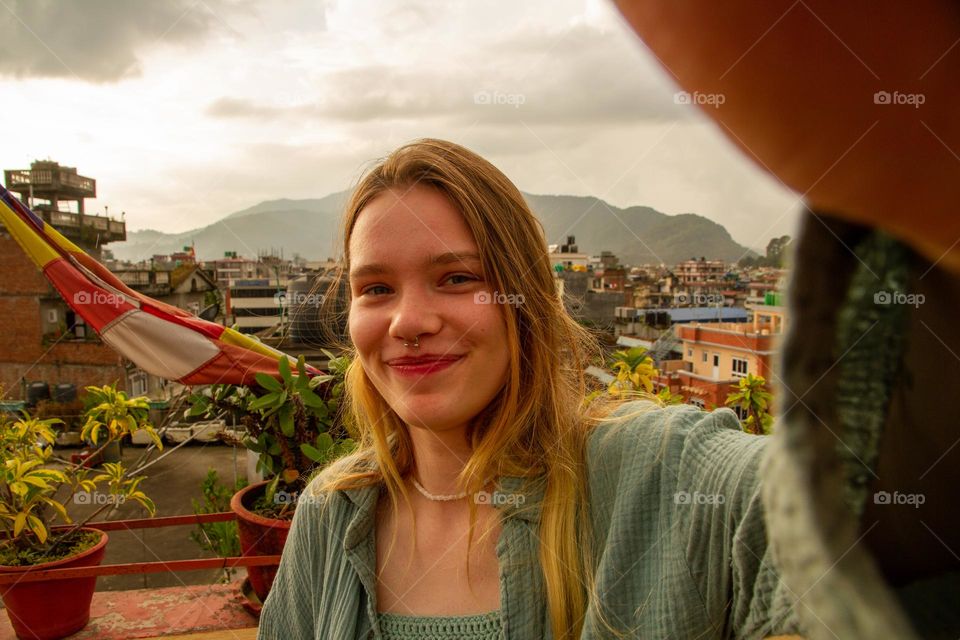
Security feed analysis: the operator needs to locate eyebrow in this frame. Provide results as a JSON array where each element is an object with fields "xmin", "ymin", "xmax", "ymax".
[{"xmin": 349, "ymin": 251, "xmax": 482, "ymax": 280}]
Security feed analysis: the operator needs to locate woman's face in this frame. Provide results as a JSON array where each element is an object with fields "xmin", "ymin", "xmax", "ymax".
[{"xmin": 348, "ymin": 184, "xmax": 511, "ymax": 436}]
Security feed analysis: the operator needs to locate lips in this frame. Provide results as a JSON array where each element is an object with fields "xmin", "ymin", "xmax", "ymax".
[
  {"xmin": 386, "ymin": 354, "xmax": 464, "ymax": 377},
  {"xmin": 385, "ymin": 354, "xmax": 463, "ymax": 365}
]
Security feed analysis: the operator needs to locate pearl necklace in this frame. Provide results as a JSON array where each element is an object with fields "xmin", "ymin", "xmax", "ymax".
[{"xmin": 411, "ymin": 476, "xmax": 496, "ymax": 502}]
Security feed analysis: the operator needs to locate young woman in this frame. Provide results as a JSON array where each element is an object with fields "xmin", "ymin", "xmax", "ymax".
[{"xmin": 256, "ymin": 139, "xmax": 804, "ymax": 639}]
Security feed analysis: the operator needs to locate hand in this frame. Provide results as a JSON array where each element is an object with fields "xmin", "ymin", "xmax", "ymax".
[{"xmin": 613, "ymin": 0, "xmax": 960, "ymax": 274}]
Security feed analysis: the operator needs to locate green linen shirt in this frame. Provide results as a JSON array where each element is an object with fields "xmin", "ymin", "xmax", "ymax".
[{"xmin": 257, "ymin": 402, "xmax": 802, "ymax": 639}]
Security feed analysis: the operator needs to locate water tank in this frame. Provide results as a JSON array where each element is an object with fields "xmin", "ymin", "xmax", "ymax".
[
  {"xmin": 26, "ymin": 381, "xmax": 50, "ymax": 407},
  {"xmin": 53, "ymin": 383, "xmax": 77, "ymax": 403},
  {"xmin": 287, "ymin": 275, "xmax": 348, "ymax": 346}
]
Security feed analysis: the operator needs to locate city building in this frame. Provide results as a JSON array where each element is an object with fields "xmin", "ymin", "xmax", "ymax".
[
  {"xmin": 226, "ymin": 278, "xmax": 287, "ymax": 335},
  {"xmin": 548, "ymin": 235, "xmax": 590, "ymax": 270},
  {"xmin": 656, "ymin": 315, "xmax": 781, "ymax": 409},
  {"xmin": 674, "ymin": 257, "xmax": 727, "ymax": 288},
  {"xmin": 556, "ymin": 269, "xmax": 624, "ymax": 331},
  {"xmin": 0, "ymin": 161, "xmax": 127, "ymax": 399},
  {"xmin": 614, "ymin": 306, "xmax": 748, "ymax": 337},
  {"xmin": 111, "ymin": 261, "xmax": 218, "ymax": 317}
]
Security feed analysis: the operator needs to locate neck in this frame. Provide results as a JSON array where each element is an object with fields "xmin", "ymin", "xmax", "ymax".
[{"xmin": 405, "ymin": 423, "xmax": 478, "ymax": 500}]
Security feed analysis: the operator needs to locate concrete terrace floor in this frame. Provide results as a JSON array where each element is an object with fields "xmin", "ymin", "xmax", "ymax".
[{"xmin": 55, "ymin": 441, "xmax": 248, "ymax": 590}]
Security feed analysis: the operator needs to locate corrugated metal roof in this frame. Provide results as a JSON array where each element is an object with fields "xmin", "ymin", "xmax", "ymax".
[{"xmin": 654, "ymin": 307, "xmax": 749, "ymax": 323}]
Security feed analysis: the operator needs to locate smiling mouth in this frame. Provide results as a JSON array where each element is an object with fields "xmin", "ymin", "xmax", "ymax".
[{"xmin": 386, "ymin": 355, "xmax": 463, "ymax": 377}]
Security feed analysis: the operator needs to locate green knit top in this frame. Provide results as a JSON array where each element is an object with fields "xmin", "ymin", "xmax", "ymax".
[{"xmin": 377, "ymin": 610, "xmax": 502, "ymax": 639}]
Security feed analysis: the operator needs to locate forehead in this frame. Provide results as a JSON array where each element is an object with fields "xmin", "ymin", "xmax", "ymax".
[{"xmin": 349, "ymin": 185, "xmax": 479, "ymax": 266}]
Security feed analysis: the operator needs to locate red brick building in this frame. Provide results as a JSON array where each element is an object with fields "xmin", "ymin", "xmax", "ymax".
[{"xmin": 0, "ymin": 162, "xmax": 127, "ymax": 401}]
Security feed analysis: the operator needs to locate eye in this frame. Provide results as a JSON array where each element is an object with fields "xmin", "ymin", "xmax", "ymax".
[
  {"xmin": 445, "ymin": 273, "xmax": 479, "ymax": 286},
  {"xmin": 360, "ymin": 284, "xmax": 391, "ymax": 297}
]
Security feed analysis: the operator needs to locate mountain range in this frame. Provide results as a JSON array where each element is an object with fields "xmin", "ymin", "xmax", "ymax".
[{"xmin": 109, "ymin": 191, "xmax": 756, "ymax": 266}]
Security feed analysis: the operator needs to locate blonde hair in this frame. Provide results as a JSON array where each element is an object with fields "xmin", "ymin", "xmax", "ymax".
[{"xmin": 311, "ymin": 138, "xmax": 650, "ymax": 639}]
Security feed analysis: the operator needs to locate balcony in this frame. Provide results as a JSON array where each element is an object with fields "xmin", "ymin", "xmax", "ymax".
[
  {"xmin": 4, "ymin": 165, "xmax": 96, "ymax": 200},
  {"xmin": 34, "ymin": 206, "xmax": 127, "ymax": 245}
]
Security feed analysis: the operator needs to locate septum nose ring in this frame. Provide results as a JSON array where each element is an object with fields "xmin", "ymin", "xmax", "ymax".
[{"xmin": 403, "ymin": 335, "xmax": 420, "ymax": 349}]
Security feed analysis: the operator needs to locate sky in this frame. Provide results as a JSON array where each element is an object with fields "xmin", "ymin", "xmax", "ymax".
[{"xmin": 0, "ymin": 0, "xmax": 802, "ymax": 252}]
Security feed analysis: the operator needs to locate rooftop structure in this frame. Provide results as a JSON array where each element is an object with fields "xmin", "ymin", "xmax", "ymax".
[{"xmin": 4, "ymin": 160, "xmax": 125, "ymax": 249}]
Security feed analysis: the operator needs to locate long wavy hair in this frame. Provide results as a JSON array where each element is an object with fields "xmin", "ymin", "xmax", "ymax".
[{"xmin": 310, "ymin": 138, "xmax": 642, "ymax": 639}]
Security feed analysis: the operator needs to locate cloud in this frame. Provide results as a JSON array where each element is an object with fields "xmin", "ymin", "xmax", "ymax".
[
  {"xmin": 205, "ymin": 21, "xmax": 683, "ymax": 127},
  {"xmin": 0, "ymin": 0, "xmax": 244, "ymax": 82}
]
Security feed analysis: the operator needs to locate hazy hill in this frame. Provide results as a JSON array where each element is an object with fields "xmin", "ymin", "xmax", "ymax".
[{"xmin": 111, "ymin": 191, "xmax": 754, "ymax": 265}]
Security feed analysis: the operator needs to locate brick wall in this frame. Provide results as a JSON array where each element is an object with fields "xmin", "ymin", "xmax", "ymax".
[{"xmin": 0, "ymin": 233, "xmax": 126, "ymax": 400}]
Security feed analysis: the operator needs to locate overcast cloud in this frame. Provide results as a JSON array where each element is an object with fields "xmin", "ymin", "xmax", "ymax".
[{"xmin": 0, "ymin": 0, "xmax": 801, "ymax": 252}]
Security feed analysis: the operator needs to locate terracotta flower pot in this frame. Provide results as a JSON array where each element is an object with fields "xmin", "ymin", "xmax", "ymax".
[
  {"xmin": 230, "ymin": 481, "xmax": 291, "ymax": 602},
  {"xmin": 0, "ymin": 527, "xmax": 108, "ymax": 640}
]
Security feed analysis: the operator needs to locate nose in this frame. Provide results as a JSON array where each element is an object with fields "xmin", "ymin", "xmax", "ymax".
[{"xmin": 387, "ymin": 284, "xmax": 442, "ymax": 345}]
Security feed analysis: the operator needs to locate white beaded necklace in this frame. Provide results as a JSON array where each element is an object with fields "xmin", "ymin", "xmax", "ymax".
[{"xmin": 411, "ymin": 476, "xmax": 496, "ymax": 502}]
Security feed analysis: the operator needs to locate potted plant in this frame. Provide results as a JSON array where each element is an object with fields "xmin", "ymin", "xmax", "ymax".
[
  {"xmin": 35, "ymin": 398, "xmax": 85, "ymax": 447},
  {"xmin": 0, "ymin": 386, "xmax": 162, "ymax": 640},
  {"xmin": 187, "ymin": 351, "xmax": 355, "ymax": 602},
  {"xmin": 189, "ymin": 469, "xmax": 247, "ymax": 584},
  {"xmin": 79, "ymin": 384, "xmax": 153, "ymax": 463}
]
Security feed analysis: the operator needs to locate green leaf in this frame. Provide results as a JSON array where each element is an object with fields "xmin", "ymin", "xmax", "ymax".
[
  {"xmin": 40, "ymin": 497, "xmax": 70, "ymax": 523},
  {"xmin": 254, "ymin": 372, "xmax": 283, "ymax": 393},
  {"xmin": 300, "ymin": 443, "xmax": 324, "ymax": 463},
  {"xmin": 315, "ymin": 432, "xmax": 333, "ymax": 451},
  {"xmin": 278, "ymin": 405, "xmax": 295, "ymax": 438},
  {"xmin": 308, "ymin": 403, "xmax": 330, "ymax": 421},
  {"xmin": 132, "ymin": 494, "xmax": 157, "ymax": 516},
  {"xmin": 20, "ymin": 476, "xmax": 50, "ymax": 490},
  {"xmin": 308, "ymin": 374, "xmax": 332, "ymax": 389},
  {"xmin": 187, "ymin": 399, "xmax": 210, "ymax": 417},
  {"xmin": 299, "ymin": 387, "xmax": 326, "ymax": 408},
  {"xmin": 27, "ymin": 515, "xmax": 46, "ymax": 543},
  {"xmin": 278, "ymin": 357, "xmax": 292, "ymax": 385},
  {"xmin": 296, "ymin": 357, "xmax": 310, "ymax": 390},
  {"xmin": 267, "ymin": 438, "xmax": 281, "ymax": 456},
  {"xmin": 248, "ymin": 392, "xmax": 280, "ymax": 412},
  {"xmin": 13, "ymin": 512, "xmax": 27, "ymax": 536},
  {"xmin": 264, "ymin": 474, "xmax": 281, "ymax": 504}
]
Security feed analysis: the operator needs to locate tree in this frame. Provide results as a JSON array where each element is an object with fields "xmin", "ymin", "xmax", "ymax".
[
  {"xmin": 725, "ymin": 373, "xmax": 774, "ymax": 435},
  {"xmin": 764, "ymin": 235, "xmax": 792, "ymax": 267}
]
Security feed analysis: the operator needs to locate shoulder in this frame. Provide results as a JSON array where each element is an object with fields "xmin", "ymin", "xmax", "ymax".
[
  {"xmin": 586, "ymin": 400, "xmax": 746, "ymax": 466},
  {"xmin": 585, "ymin": 400, "xmax": 765, "ymax": 503},
  {"xmin": 293, "ymin": 460, "xmax": 362, "ymax": 531}
]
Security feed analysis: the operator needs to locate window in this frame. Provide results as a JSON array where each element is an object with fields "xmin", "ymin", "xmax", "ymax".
[
  {"xmin": 688, "ymin": 348, "xmax": 693, "ymax": 357},
  {"xmin": 713, "ymin": 354, "xmax": 720, "ymax": 367},
  {"xmin": 732, "ymin": 357, "xmax": 748, "ymax": 378},
  {"xmin": 129, "ymin": 370, "xmax": 148, "ymax": 397},
  {"xmin": 64, "ymin": 310, "xmax": 89, "ymax": 340},
  {"xmin": 702, "ymin": 351, "xmax": 708, "ymax": 363}
]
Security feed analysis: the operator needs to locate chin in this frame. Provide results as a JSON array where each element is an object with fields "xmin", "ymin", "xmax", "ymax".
[{"xmin": 394, "ymin": 403, "xmax": 468, "ymax": 432}]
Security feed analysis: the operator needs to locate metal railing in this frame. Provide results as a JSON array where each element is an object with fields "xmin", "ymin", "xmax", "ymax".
[{"xmin": 0, "ymin": 512, "xmax": 280, "ymax": 585}]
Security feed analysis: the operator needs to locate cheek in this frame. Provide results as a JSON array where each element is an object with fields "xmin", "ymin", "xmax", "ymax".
[
  {"xmin": 348, "ymin": 307, "xmax": 384, "ymax": 358},
  {"xmin": 471, "ymin": 305, "xmax": 511, "ymax": 363}
]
